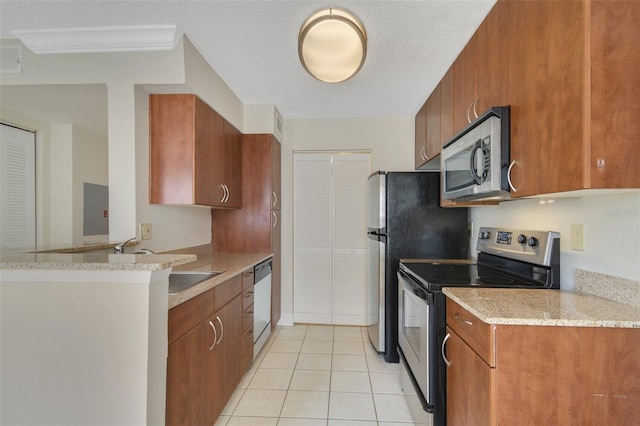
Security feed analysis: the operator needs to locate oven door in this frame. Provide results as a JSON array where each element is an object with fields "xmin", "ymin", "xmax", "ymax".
[{"xmin": 397, "ymin": 270, "xmax": 432, "ymax": 407}]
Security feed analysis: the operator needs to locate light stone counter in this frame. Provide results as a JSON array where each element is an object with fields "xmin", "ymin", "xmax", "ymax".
[
  {"xmin": 0, "ymin": 249, "xmax": 196, "ymax": 271},
  {"xmin": 443, "ymin": 287, "xmax": 640, "ymax": 328},
  {"xmin": 169, "ymin": 252, "xmax": 272, "ymax": 308}
]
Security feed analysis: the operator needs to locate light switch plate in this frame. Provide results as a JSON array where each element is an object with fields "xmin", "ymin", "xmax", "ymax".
[
  {"xmin": 140, "ymin": 223, "xmax": 152, "ymax": 240},
  {"xmin": 571, "ymin": 224, "xmax": 584, "ymax": 251}
]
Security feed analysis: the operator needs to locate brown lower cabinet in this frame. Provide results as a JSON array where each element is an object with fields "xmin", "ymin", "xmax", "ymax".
[
  {"xmin": 166, "ymin": 273, "xmax": 250, "ymax": 425},
  {"xmin": 445, "ymin": 298, "xmax": 640, "ymax": 425}
]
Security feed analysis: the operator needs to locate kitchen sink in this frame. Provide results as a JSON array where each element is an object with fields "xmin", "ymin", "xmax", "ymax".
[{"xmin": 168, "ymin": 271, "xmax": 224, "ymax": 294}]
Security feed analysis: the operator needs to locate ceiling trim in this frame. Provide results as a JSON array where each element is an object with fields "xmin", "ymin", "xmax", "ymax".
[{"xmin": 11, "ymin": 25, "xmax": 182, "ymax": 54}]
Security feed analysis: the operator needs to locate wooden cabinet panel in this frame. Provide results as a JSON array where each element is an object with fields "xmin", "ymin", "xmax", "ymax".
[
  {"xmin": 212, "ymin": 294, "xmax": 243, "ymax": 419},
  {"xmin": 214, "ymin": 274, "xmax": 242, "ymax": 312},
  {"xmin": 166, "ymin": 318, "xmax": 215, "ymax": 426},
  {"xmin": 414, "ymin": 101, "xmax": 428, "ymax": 169},
  {"xmin": 271, "ymin": 210, "xmax": 281, "ymax": 328},
  {"xmin": 149, "ymin": 94, "xmax": 241, "ymax": 208},
  {"xmin": 496, "ymin": 325, "xmax": 640, "ymax": 424},
  {"xmin": 168, "ymin": 288, "xmax": 215, "ymax": 345},
  {"xmin": 446, "ymin": 326, "xmax": 496, "ymax": 426},
  {"xmin": 589, "ymin": 0, "xmax": 640, "ymax": 189},
  {"xmin": 452, "ymin": 34, "xmax": 479, "ymax": 133},
  {"xmin": 242, "ymin": 269, "xmax": 255, "ymax": 291},
  {"xmin": 507, "ymin": 0, "xmax": 585, "ymax": 197},
  {"xmin": 212, "ymin": 134, "xmax": 277, "ymax": 252},
  {"xmin": 271, "ymin": 138, "xmax": 281, "ymax": 209},
  {"xmin": 446, "ymin": 298, "xmax": 495, "ymax": 366},
  {"xmin": 439, "ymin": 66, "xmax": 454, "ymax": 145},
  {"xmin": 222, "ymin": 121, "xmax": 243, "ymax": 208}
]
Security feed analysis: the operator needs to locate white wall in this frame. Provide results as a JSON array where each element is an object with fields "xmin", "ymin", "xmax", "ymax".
[
  {"xmin": 279, "ymin": 117, "xmax": 414, "ymax": 325},
  {"xmin": 72, "ymin": 126, "xmax": 109, "ymax": 244},
  {"xmin": 470, "ymin": 192, "xmax": 640, "ymax": 289},
  {"xmin": 49, "ymin": 124, "xmax": 74, "ymax": 244}
]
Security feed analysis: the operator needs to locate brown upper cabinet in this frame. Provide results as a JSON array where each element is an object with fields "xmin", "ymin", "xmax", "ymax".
[
  {"xmin": 415, "ymin": 84, "xmax": 442, "ymax": 169},
  {"xmin": 149, "ymin": 94, "xmax": 242, "ymax": 208},
  {"xmin": 422, "ymin": 0, "xmax": 640, "ymax": 199}
]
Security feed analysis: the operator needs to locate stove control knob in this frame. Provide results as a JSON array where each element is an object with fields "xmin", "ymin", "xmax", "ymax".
[
  {"xmin": 517, "ymin": 234, "xmax": 527, "ymax": 244},
  {"xmin": 478, "ymin": 231, "xmax": 490, "ymax": 240},
  {"xmin": 528, "ymin": 236, "xmax": 539, "ymax": 248}
]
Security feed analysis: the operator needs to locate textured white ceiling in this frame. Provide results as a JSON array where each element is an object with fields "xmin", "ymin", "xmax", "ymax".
[{"xmin": 0, "ymin": 0, "xmax": 496, "ymax": 120}]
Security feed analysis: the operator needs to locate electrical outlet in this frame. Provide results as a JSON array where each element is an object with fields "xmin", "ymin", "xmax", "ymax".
[
  {"xmin": 571, "ymin": 224, "xmax": 584, "ymax": 251},
  {"xmin": 140, "ymin": 223, "xmax": 152, "ymax": 240}
]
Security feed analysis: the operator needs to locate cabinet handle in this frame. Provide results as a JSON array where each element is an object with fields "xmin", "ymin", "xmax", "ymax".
[
  {"xmin": 208, "ymin": 320, "xmax": 218, "ymax": 351},
  {"xmin": 454, "ymin": 312, "xmax": 473, "ymax": 326},
  {"xmin": 218, "ymin": 184, "xmax": 228, "ymax": 203},
  {"xmin": 244, "ymin": 311, "xmax": 253, "ymax": 318},
  {"xmin": 216, "ymin": 316, "xmax": 224, "ymax": 344},
  {"xmin": 222, "ymin": 184, "xmax": 230, "ymax": 203},
  {"xmin": 507, "ymin": 160, "xmax": 517, "ymax": 193},
  {"xmin": 245, "ymin": 291, "xmax": 254, "ymax": 296},
  {"xmin": 420, "ymin": 145, "xmax": 428, "ymax": 161},
  {"xmin": 472, "ymin": 97, "xmax": 480, "ymax": 120},
  {"xmin": 466, "ymin": 102, "xmax": 473, "ymax": 124},
  {"xmin": 272, "ymin": 211, "xmax": 278, "ymax": 228},
  {"xmin": 272, "ymin": 191, "xmax": 278, "ymax": 208},
  {"xmin": 442, "ymin": 332, "xmax": 452, "ymax": 367}
]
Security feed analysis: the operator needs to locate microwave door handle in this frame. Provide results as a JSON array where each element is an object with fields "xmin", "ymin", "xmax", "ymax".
[{"xmin": 469, "ymin": 140, "xmax": 484, "ymax": 185}]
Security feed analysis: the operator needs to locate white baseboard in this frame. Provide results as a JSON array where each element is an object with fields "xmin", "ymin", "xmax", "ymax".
[{"xmin": 277, "ymin": 313, "xmax": 294, "ymax": 327}]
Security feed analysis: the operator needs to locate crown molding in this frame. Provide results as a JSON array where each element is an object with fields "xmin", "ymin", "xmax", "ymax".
[{"xmin": 11, "ymin": 25, "xmax": 182, "ymax": 54}]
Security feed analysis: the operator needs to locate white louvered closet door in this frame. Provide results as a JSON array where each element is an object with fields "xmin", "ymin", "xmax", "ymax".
[
  {"xmin": 0, "ymin": 124, "xmax": 36, "ymax": 248},
  {"xmin": 294, "ymin": 152, "xmax": 371, "ymax": 325}
]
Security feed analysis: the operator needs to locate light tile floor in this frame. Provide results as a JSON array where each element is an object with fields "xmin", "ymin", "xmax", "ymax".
[{"xmin": 215, "ymin": 324, "xmax": 420, "ymax": 426}]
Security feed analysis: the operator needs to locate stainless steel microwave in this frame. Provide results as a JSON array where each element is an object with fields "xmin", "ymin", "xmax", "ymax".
[{"xmin": 441, "ymin": 106, "xmax": 511, "ymax": 202}]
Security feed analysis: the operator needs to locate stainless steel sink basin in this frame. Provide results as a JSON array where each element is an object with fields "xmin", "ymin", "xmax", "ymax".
[{"xmin": 168, "ymin": 271, "xmax": 224, "ymax": 294}]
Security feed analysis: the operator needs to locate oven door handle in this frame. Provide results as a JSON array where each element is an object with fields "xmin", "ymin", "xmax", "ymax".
[
  {"xmin": 442, "ymin": 332, "xmax": 452, "ymax": 367},
  {"xmin": 398, "ymin": 270, "xmax": 432, "ymax": 304}
]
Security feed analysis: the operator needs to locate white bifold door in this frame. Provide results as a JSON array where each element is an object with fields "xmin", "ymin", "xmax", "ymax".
[
  {"xmin": 0, "ymin": 124, "xmax": 36, "ymax": 248},
  {"xmin": 294, "ymin": 152, "xmax": 371, "ymax": 325}
]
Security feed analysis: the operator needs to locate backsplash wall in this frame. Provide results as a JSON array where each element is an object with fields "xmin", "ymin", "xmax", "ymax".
[{"xmin": 469, "ymin": 191, "xmax": 640, "ymax": 291}]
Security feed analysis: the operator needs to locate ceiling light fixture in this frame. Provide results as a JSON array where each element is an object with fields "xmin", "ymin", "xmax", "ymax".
[
  {"xmin": 298, "ymin": 8, "xmax": 367, "ymax": 83},
  {"xmin": 11, "ymin": 25, "xmax": 182, "ymax": 54}
]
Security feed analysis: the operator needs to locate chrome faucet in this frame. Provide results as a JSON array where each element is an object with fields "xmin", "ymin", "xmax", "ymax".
[{"xmin": 113, "ymin": 237, "xmax": 137, "ymax": 254}]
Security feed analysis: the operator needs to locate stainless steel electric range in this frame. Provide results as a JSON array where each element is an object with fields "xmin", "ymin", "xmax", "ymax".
[{"xmin": 397, "ymin": 226, "xmax": 560, "ymax": 426}]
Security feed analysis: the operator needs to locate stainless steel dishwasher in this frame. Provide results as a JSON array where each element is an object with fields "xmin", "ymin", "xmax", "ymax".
[{"xmin": 253, "ymin": 258, "xmax": 272, "ymax": 358}]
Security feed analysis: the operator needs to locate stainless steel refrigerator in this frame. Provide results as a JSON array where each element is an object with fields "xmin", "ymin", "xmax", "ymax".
[{"xmin": 367, "ymin": 171, "xmax": 469, "ymax": 362}]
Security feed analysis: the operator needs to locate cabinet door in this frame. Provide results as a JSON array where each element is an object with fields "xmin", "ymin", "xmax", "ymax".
[
  {"xmin": 439, "ymin": 66, "xmax": 454, "ymax": 145},
  {"xmin": 271, "ymin": 138, "xmax": 281, "ymax": 210},
  {"xmin": 212, "ymin": 294, "xmax": 243, "ymax": 419},
  {"xmin": 271, "ymin": 210, "xmax": 281, "ymax": 328},
  {"xmin": 452, "ymin": 35, "xmax": 479, "ymax": 133},
  {"xmin": 507, "ymin": 0, "xmax": 585, "ymax": 196},
  {"xmin": 195, "ymin": 97, "xmax": 225, "ymax": 206},
  {"xmin": 414, "ymin": 101, "xmax": 428, "ymax": 169},
  {"xmin": 446, "ymin": 327, "xmax": 495, "ymax": 426},
  {"xmin": 425, "ymin": 84, "xmax": 441, "ymax": 161},
  {"xmin": 166, "ymin": 318, "xmax": 215, "ymax": 426},
  {"xmin": 589, "ymin": 0, "xmax": 640, "ymax": 189},
  {"xmin": 222, "ymin": 121, "xmax": 243, "ymax": 208}
]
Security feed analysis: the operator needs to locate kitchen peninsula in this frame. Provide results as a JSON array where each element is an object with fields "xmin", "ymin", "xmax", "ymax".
[{"xmin": 0, "ymin": 245, "xmax": 269, "ymax": 425}]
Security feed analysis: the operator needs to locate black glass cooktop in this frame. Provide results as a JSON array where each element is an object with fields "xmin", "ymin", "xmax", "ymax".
[{"xmin": 399, "ymin": 261, "xmax": 548, "ymax": 291}]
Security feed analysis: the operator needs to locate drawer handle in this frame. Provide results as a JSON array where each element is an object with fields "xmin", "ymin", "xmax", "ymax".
[
  {"xmin": 454, "ymin": 312, "xmax": 473, "ymax": 326},
  {"xmin": 244, "ymin": 312, "xmax": 253, "ymax": 318},
  {"xmin": 245, "ymin": 291, "xmax": 254, "ymax": 297},
  {"xmin": 208, "ymin": 320, "xmax": 218, "ymax": 351},
  {"xmin": 442, "ymin": 333, "xmax": 452, "ymax": 367}
]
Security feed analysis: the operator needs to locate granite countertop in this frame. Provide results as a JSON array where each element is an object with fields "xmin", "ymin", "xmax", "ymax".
[
  {"xmin": 443, "ymin": 287, "xmax": 640, "ymax": 328},
  {"xmin": 0, "ymin": 242, "xmax": 196, "ymax": 271},
  {"xmin": 169, "ymin": 252, "xmax": 272, "ymax": 308}
]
